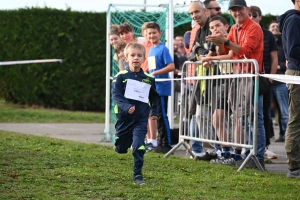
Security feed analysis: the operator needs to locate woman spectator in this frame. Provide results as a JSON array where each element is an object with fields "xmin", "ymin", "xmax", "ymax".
[{"xmin": 109, "ymin": 26, "xmax": 125, "ymax": 71}]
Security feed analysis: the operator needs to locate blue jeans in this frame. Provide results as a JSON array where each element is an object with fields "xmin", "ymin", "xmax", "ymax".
[
  {"xmin": 243, "ymin": 95, "xmax": 266, "ymax": 162},
  {"xmin": 190, "ymin": 115, "xmax": 203, "ymax": 153},
  {"xmin": 271, "ymin": 83, "xmax": 289, "ymax": 138}
]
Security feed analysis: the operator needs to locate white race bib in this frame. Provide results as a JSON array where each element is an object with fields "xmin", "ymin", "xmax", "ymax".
[
  {"xmin": 124, "ymin": 79, "xmax": 151, "ymax": 103},
  {"xmin": 148, "ymin": 56, "xmax": 156, "ymax": 70}
]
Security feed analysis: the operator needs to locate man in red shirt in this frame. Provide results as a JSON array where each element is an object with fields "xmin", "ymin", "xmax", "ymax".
[
  {"xmin": 206, "ymin": 1, "xmax": 263, "ymax": 72},
  {"xmin": 206, "ymin": 0, "xmax": 266, "ymax": 170}
]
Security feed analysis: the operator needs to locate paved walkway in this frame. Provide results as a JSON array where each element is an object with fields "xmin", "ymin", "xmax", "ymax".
[{"xmin": 0, "ymin": 123, "xmax": 288, "ymax": 174}]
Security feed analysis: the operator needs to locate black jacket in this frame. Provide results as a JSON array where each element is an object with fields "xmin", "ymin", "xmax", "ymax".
[{"xmin": 273, "ymin": 36, "xmax": 287, "ymax": 85}]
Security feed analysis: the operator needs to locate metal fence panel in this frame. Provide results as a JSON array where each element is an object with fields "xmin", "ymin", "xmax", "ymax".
[{"xmin": 164, "ymin": 59, "xmax": 263, "ymax": 171}]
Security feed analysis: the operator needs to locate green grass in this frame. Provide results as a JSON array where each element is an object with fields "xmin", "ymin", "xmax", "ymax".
[
  {"xmin": 0, "ymin": 102, "xmax": 105, "ymax": 123},
  {"xmin": 1, "ymin": 131, "xmax": 299, "ymax": 200}
]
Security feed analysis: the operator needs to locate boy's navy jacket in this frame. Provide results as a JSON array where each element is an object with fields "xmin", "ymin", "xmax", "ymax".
[{"xmin": 112, "ymin": 69, "xmax": 159, "ymax": 121}]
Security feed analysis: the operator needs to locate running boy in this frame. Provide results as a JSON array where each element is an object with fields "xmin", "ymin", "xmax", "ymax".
[
  {"xmin": 145, "ymin": 22, "xmax": 175, "ymax": 153},
  {"xmin": 112, "ymin": 42, "xmax": 159, "ymax": 185}
]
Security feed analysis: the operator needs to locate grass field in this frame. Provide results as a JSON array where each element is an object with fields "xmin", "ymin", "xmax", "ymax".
[
  {"xmin": 1, "ymin": 131, "xmax": 300, "ymax": 200},
  {"xmin": 0, "ymin": 101, "xmax": 105, "ymax": 123},
  {"xmin": 0, "ymin": 101, "xmax": 299, "ymax": 199}
]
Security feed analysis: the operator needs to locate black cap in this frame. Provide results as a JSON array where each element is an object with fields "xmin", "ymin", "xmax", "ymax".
[{"xmin": 228, "ymin": 0, "xmax": 247, "ymax": 10}]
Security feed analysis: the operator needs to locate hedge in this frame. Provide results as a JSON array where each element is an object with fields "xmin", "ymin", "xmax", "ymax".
[
  {"xmin": 0, "ymin": 8, "xmax": 106, "ymax": 111},
  {"xmin": 0, "ymin": 8, "xmax": 278, "ymax": 111}
]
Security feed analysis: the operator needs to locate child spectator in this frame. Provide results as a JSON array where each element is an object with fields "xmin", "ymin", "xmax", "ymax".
[
  {"xmin": 140, "ymin": 21, "xmax": 159, "ymax": 151},
  {"xmin": 116, "ymin": 22, "xmax": 137, "ymax": 44},
  {"xmin": 200, "ymin": 15, "xmax": 243, "ymax": 165},
  {"xmin": 112, "ymin": 43, "xmax": 159, "ymax": 185},
  {"xmin": 109, "ymin": 26, "xmax": 125, "ymax": 71},
  {"xmin": 114, "ymin": 41, "xmax": 129, "ymax": 70},
  {"xmin": 145, "ymin": 22, "xmax": 175, "ymax": 153},
  {"xmin": 201, "ymin": 16, "xmax": 233, "ymax": 65}
]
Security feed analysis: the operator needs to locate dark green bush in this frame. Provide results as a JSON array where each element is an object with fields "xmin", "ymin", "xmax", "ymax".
[
  {"xmin": 0, "ymin": 8, "xmax": 106, "ymax": 111},
  {"xmin": 0, "ymin": 8, "xmax": 278, "ymax": 111}
]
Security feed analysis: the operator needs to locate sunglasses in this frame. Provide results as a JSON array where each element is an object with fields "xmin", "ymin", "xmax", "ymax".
[
  {"xmin": 207, "ymin": 7, "xmax": 221, "ymax": 12},
  {"xmin": 248, "ymin": 13, "xmax": 258, "ymax": 18}
]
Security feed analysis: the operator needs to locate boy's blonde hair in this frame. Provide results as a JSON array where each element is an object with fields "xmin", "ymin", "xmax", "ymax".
[
  {"xmin": 141, "ymin": 21, "xmax": 153, "ymax": 32},
  {"xmin": 124, "ymin": 43, "xmax": 146, "ymax": 57}
]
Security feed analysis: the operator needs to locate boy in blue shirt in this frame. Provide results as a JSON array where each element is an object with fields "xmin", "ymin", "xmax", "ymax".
[
  {"xmin": 112, "ymin": 43, "xmax": 159, "ymax": 185},
  {"xmin": 146, "ymin": 22, "xmax": 175, "ymax": 153}
]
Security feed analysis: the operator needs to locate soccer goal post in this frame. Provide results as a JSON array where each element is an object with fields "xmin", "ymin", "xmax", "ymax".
[{"xmin": 104, "ymin": 1, "xmax": 191, "ymax": 142}]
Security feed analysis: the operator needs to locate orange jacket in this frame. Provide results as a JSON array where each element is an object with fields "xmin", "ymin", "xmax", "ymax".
[
  {"xmin": 188, "ymin": 24, "xmax": 200, "ymax": 54},
  {"xmin": 186, "ymin": 24, "xmax": 200, "ymax": 84},
  {"xmin": 220, "ymin": 17, "xmax": 264, "ymax": 73}
]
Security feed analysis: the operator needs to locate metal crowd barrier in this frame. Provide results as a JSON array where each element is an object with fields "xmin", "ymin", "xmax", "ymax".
[
  {"xmin": 173, "ymin": 91, "xmax": 180, "ymax": 119},
  {"xmin": 164, "ymin": 59, "xmax": 263, "ymax": 172}
]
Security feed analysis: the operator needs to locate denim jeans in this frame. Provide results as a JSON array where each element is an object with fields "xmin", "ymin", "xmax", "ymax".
[
  {"xmin": 271, "ymin": 83, "xmax": 289, "ymax": 138},
  {"xmin": 242, "ymin": 95, "xmax": 266, "ymax": 162},
  {"xmin": 190, "ymin": 115, "xmax": 203, "ymax": 153}
]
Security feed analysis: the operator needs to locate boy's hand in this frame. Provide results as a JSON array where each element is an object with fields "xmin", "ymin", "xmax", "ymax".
[
  {"xmin": 128, "ymin": 106, "xmax": 135, "ymax": 114},
  {"xmin": 118, "ymin": 52, "xmax": 125, "ymax": 59},
  {"xmin": 201, "ymin": 57, "xmax": 212, "ymax": 68},
  {"xmin": 201, "ymin": 56, "xmax": 211, "ymax": 63},
  {"xmin": 150, "ymin": 115, "xmax": 157, "ymax": 120},
  {"xmin": 202, "ymin": 61, "xmax": 212, "ymax": 68}
]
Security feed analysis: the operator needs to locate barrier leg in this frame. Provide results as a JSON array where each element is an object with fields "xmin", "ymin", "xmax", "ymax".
[
  {"xmin": 237, "ymin": 150, "xmax": 264, "ymax": 172},
  {"xmin": 163, "ymin": 141, "xmax": 192, "ymax": 158},
  {"xmin": 251, "ymin": 154, "xmax": 265, "ymax": 172}
]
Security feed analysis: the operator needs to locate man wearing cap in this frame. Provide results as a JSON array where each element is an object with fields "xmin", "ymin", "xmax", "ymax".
[{"xmin": 206, "ymin": 0, "xmax": 266, "ymax": 170}]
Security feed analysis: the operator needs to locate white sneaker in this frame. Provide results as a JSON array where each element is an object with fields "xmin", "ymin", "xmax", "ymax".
[
  {"xmin": 192, "ymin": 151, "xmax": 206, "ymax": 157},
  {"xmin": 264, "ymin": 148, "xmax": 278, "ymax": 159}
]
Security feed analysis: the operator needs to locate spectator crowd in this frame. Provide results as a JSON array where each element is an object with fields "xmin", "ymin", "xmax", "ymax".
[{"xmin": 110, "ymin": 0, "xmax": 300, "ymax": 184}]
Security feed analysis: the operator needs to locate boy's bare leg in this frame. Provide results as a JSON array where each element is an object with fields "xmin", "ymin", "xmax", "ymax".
[
  {"xmin": 233, "ymin": 114, "xmax": 243, "ymax": 151},
  {"xmin": 213, "ymin": 109, "xmax": 228, "ymax": 143},
  {"xmin": 147, "ymin": 116, "xmax": 157, "ymax": 147},
  {"xmin": 211, "ymin": 110, "xmax": 243, "ymax": 162},
  {"xmin": 146, "ymin": 112, "xmax": 158, "ymax": 148}
]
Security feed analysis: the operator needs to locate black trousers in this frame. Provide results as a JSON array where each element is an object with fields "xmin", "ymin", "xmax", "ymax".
[{"xmin": 157, "ymin": 96, "xmax": 171, "ymax": 147}]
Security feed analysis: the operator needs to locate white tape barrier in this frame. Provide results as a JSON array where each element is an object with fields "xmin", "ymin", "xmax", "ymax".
[
  {"xmin": 260, "ymin": 74, "xmax": 300, "ymax": 84},
  {"xmin": 109, "ymin": 74, "xmax": 300, "ymax": 84},
  {"xmin": 153, "ymin": 74, "xmax": 300, "ymax": 85},
  {"xmin": 0, "ymin": 59, "xmax": 63, "ymax": 66}
]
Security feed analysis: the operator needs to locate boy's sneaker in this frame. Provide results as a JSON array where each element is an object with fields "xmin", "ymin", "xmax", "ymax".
[
  {"xmin": 264, "ymin": 149, "xmax": 278, "ymax": 159},
  {"xmin": 194, "ymin": 152, "xmax": 217, "ymax": 161},
  {"xmin": 287, "ymin": 169, "xmax": 300, "ymax": 178},
  {"xmin": 133, "ymin": 175, "xmax": 146, "ymax": 185},
  {"xmin": 190, "ymin": 151, "xmax": 206, "ymax": 158},
  {"xmin": 210, "ymin": 157, "xmax": 237, "ymax": 166},
  {"xmin": 145, "ymin": 143, "xmax": 157, "ymax": 152}
]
